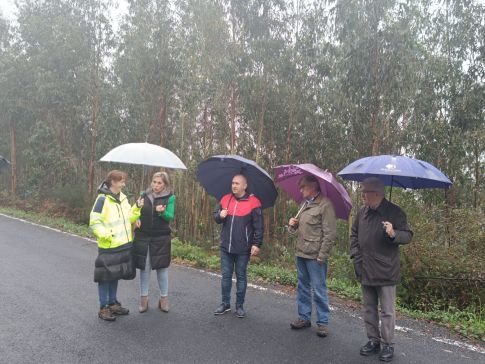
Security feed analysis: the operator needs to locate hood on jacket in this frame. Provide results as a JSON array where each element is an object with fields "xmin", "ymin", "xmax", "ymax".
[{"xmin": 97, "ymin": 181, "xmax": 121, "ymax": 202}]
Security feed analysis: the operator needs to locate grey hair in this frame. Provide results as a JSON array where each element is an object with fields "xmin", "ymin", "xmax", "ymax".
[
  {"xmin": 152, "ymin": 171, "xmax": 170, "ymax": 189},
  {"xmin": 362, "ymin": 177, "xmax": 385, "ymax": 195}
]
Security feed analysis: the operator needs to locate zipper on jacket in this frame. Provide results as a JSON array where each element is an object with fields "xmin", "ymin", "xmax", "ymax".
[
  {"xmin": 118, "ymin": 199, "xmax": 131, "ymax": 243},
  {"xmin": 228, "ymin": 200, "xmax": 239, "ymax": 253},
  {"xmin": 245, "ymin": 226, "xmax": 249, "ymax": 246}
]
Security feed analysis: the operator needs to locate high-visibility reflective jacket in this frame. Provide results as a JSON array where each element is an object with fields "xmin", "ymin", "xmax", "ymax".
[{"xmin": 89, "ymin": 183, "xmax": 141, "ymax": 249}]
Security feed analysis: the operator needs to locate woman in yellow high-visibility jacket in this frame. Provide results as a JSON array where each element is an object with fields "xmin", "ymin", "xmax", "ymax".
[{"xmin": 89, "ymin": 170, "xmax": 143, "ymax": 321}]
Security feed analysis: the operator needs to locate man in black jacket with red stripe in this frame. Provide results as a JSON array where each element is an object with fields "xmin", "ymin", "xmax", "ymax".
[{"xmin": 213, "ymin": 174, "xmax": 264, "ymax": 318}]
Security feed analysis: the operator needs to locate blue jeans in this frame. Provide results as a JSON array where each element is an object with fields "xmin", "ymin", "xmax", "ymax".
[
  {"xmin": 140, "ymin": 250, "xmax": 169, "ymax": 297},
  {"xmin": 98, "ymin": 280, "xmax": 118, "ymax": 308},
  {"xmin": 220, "ymin": 250, "xmax": 250, "ymax": 306},
  {"xmin": 296, "ymin": 257, "xmax": 330, "ymax": 326}
]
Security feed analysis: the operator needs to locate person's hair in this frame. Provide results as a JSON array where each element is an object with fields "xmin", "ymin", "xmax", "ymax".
[
  {"xmin": 361, "ymin": 177, "xmax": 385, "ymax": 195},
  {"xmin": 152, "ymin": 171, "xmax": 170, "ymax": 189},
  {"xmin": 298, "ymin": 175, "xmax": 321, "ymax": 192},
  {"xmin": 233, "ymin": 174, "xmax": 247, "ymax": 184},
  {"xmin": 105, "ymin": 170, "xmax": 126, "ymax": 187}
]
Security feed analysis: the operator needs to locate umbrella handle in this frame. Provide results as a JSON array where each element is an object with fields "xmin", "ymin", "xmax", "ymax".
[{"xmin": 294, "ymin": 201, "xmax": 308, "ymax": 219}]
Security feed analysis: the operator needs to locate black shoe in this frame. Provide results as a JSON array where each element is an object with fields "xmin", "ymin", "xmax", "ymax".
[
  {"xmin": 235, "ymin": 305, "xmax": 246, "ymax": 318},
  {"xmin": 360, "ymin": 340, "xmax": 381, "ymax": 356},
  {"xmin": 379, "ymin": 345, "xmax": 394, "ymax": 362},
  {"xmin": 214, "ymin": 303, "xmax": 231, "ymax": 315}
]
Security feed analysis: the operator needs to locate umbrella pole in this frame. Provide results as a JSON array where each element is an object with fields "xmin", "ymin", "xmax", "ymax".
[
  {"xmin": 140, "ymin": 165, "xmax": 147, "ymax": 194},
  {"xmin": 389, "ymin": 176, "xmax": 393, "ymax": 201}
]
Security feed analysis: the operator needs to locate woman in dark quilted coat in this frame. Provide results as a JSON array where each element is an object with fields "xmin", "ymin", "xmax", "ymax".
[{"xmin": 133, "ymin": 172, "xmax": 176, "ymax": 313}]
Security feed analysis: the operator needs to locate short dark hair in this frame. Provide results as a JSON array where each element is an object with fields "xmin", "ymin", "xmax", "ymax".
[
  {"xmin": 105, "ymin": 170, "xmax": 126, "ymax": 187},
  {"xmin": 298, "ymin": 175, "xmax": 320, "ymax": 192}
]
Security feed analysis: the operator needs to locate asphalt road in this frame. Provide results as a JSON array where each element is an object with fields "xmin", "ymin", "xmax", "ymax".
[{"xmin": 0, "ymin": 214, "xmax": 483, "ymax": 364}]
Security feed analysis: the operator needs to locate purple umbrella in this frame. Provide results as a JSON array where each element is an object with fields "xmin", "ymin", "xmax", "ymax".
[{"xmin": 274, "ymin": 164, "xmax": 352, "ymax": 220}]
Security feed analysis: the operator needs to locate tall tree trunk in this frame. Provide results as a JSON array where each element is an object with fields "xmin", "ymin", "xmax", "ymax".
[
  {"xmin": 255, "ymin": 83, "xmax": 268, "ymax": 164},
  {"xmin": 229, "ymin": 82, "xmax": 236, "ymax": 154},
  {"xmin": 88, "ymin": 93, "xmax": 98, "ymax": 197},
  {"xmin": 159, "ymin": 93, "xmax": 167, "ymax": 146},
  {"xmin": 9, "ymin": 119, "xmax": 17, "ymax": 195},
  {"xmin": 285, "ymin": 92, "xmax": 295, "ymax": 163}
]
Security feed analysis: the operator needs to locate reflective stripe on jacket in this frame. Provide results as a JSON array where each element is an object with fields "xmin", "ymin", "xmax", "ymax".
[{"xmin": 90, "ymin": 191, "xmax": 141, "ymax": 249}]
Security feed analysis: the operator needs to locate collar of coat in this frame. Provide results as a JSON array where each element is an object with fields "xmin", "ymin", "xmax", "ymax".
[{"xmin": 364, "ymin": 198, "xmax": 389, "ymax": 218}]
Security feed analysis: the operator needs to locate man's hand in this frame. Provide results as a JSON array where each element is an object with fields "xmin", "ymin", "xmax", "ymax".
[
  {"xmin": 219, "ymin": 208, "xmax": 228, "ymax": 219},
  {"xmin": 250, "ymin": 245, "xmax": 260, "ymax": 256},
  {"xmin": 134, "ymin": 220, "xmax": 141, "ymax": 229},
  {"xmin": 289, "ymin": 217, "xmax": 299, "ymax": 227},
  {"xmin": 316, "ymin": 257, "xmax": 325, "ymax": 266},
  {"xmin": 382, "ymin": 221, "xmax": 395, "ymax": 238}
]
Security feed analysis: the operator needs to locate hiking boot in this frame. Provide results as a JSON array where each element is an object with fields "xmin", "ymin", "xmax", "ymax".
[
  {"xmin": 159, "ymin": 296, "xmax": 169, "ymax": 312},
  {"xmin": 235, "ymin": 305, "xmax": 246, "ymax": 318},
  {"xmin": 214, "ymin": 303, "xmax": 231, "ymax": 315},
  {"xmin": 316, "ymin": 324, "xmax": 329, "ymax": 337},
  {"xmin": 379, "ymin": 345, "xmax": 394, "ymax": 362},
  {"xmin": 139, "ymin": 296, "xmax": 148, "ymax": 313},
  {"xmin": 109, "ymin": 301, "xmax": 129, "ymax": 315},
  {"xmin": 290, "ymin": 318, "xmax": 311, "ymax": 329},
  {"xmin": 360, "ymin": 340, "xmax": 381, "ymax": 356},
  {"xmin": 98, "ymin": 305, "xmax": 116, "ymax": 321}
]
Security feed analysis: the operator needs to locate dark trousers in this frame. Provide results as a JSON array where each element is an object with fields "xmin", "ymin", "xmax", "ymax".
[{"xmin": 220, "ymin": 250, "xmax": 250, "ymax": 306}]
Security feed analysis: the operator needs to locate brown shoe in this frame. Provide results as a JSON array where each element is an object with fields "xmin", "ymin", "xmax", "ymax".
[
  {"xmin": 316, "ymin": 325, "xmax": 329, "ymax": 337},
  {"xmin": 290, "ymin": 318, "xmax": 311, "ymax": 329},
  {"xmin": 139, "ymin": 296, "xmax": 148, "ymax": 313},
  {"xmin": 109, "ymin": 301, "xmax": 129, "ymax": 315},
  {"xmin": 98, "ymin": 305, "xmax": 116, "ymax": 321},
  {"xmin": 159, "ymin": 296, "xmax": 169, "ymax": 312}
]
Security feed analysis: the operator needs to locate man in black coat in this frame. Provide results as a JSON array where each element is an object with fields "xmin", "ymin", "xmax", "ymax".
[{"xmin": 350, "ymin": 177, "xmax": 413, "ymax": 362}]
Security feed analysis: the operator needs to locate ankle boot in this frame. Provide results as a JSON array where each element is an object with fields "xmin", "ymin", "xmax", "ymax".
[
  {"xmin": 139, "ymin": 296, "xmax": 148, "ymax": 313},
  {"xmin": 159, "ymin": 296, "xmax": 169, "ymax": 312},
  {"xmin": 99, "ymin": 305, "xmax": 116, "ymax": 321}
]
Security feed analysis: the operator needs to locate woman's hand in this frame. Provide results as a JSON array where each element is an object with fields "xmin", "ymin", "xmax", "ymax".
[
  {"xmin": 156, "ymin": 204, "xmax": 166, "ymax": 213},
  {"xmin": 136, "ymin": 197, "xmax": 144, "ymax": 208},
  {"xmin": 134, "ymin": 220, "xmax": 141, "ymax": 229}
]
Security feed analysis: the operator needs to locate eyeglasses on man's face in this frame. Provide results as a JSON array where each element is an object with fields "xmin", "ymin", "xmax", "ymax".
[{"xmin": 360, "ymin": 190, "xmax": 376, "ymax": 195}]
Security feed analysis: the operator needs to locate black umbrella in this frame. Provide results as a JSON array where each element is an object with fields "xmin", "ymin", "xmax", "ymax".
[
  {"xmin": 196, "ymin": 155, "xmax": 278, "ymax": 209},
  {"xmin": 0, "ymin": 156, "xmax": 11, "ymax": 174}
]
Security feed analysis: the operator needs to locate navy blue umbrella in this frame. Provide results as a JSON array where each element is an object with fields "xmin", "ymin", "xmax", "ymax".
[
  {"xmin": 0, "ymin": 156, "xmax": 11, "ymax": 174},
  {"xmin": 338, "ymin": 155, "xmax": 452, "ymax": 199},
  {"xmin": 196, "ymin": 155, "xmax": 278, "ymax": 209}
]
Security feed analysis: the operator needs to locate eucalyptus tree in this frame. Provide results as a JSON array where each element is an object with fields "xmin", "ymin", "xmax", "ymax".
[
  {"xmin": 326, "ymin": 0, "xmax": 423, "ymax": 161},
  {"xmin": 115, "ymin": 0, "xmax": 179, "ymax": 148},
  {"xmin": 406, "ymin": 0, "xmax": 484, "ymax": 208},
  {"xmin": 12, "ymin": 0, "xmax": 98, "ymax": 195}
]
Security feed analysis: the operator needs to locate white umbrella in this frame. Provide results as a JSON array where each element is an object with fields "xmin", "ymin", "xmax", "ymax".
[{"xmin": 100, "ymin": 143, "xmax": 187, "ymax": 170}]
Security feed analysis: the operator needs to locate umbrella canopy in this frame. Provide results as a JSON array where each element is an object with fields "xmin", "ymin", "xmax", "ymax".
[
  {"xmin": 337, "ymin": 155, "xmax": 452, "ymax": 189},
  {"xmin": 196, "ymin": 155, "xmax": 278, "ymax": 209},
  {"xmin": 0, "ymin": 156, "xmax": 11, "ymax": 174},
  {"xmin": 274, "ymin": 164, "xmax": 352, "ymax": 220},
  {"xmin": 99, "ymin": 143, "xmax": 187, "ymax": 169}
]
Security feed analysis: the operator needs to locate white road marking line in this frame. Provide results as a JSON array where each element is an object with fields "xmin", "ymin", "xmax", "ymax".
[{"xmin": 1, "ymin": 212, "xmax": 484, "ymax": 355}]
